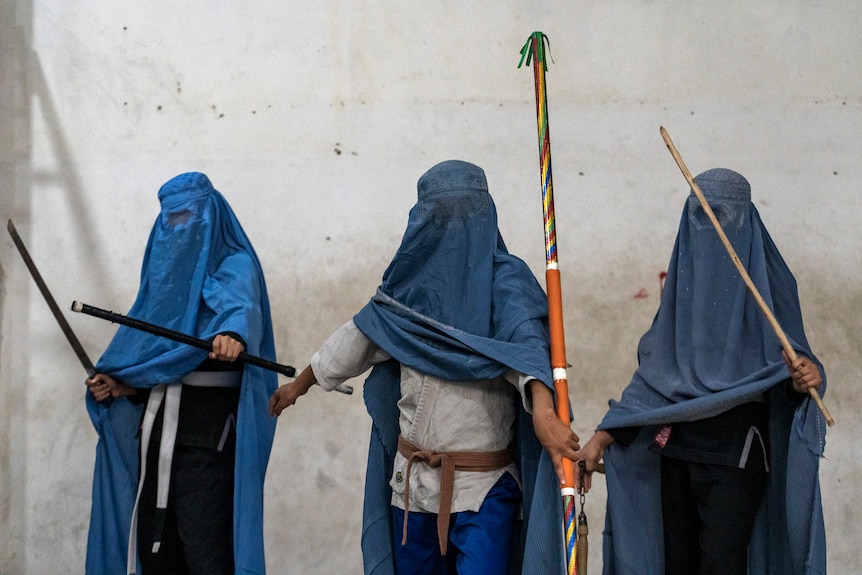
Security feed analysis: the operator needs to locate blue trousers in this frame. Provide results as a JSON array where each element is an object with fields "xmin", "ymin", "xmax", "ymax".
[{"xmin": 391, "ymin": 472, "xmax": 522, "ymax": 575}]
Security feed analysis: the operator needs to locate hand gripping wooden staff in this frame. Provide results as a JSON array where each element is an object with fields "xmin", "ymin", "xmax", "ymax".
[
  {"xmin": 519, "ymin": 31, "xmax": 579, "ymax": 574},
  {"xmin": 659, "ymin": 126, "xmax": 834, "ymax": 427}
]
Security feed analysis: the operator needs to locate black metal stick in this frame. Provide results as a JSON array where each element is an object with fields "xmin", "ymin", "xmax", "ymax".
[
  {"xmin": 71, "ymin": 300, "xmax": 295, "ymax": 375},
  {"xmin": 71, "ymin": 300, "xmax": 354, "ymax": 395}
]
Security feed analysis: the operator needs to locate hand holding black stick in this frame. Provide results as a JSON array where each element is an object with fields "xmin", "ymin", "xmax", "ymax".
[{"xmin": 71, "ymin": 300, "xmax": 353, "ymax": 395}]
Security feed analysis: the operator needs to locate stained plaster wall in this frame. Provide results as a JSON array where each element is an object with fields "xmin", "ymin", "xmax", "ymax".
[{"xmin": 0, "ymin": 1, "xmax": 860, "ymax": 574}]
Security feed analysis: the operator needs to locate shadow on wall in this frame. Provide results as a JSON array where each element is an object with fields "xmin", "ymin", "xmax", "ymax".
[
  {"xmin": 1, "ymin": 0, "xmax": 114, "ymax": 572},
  {"xmin": 27, "ymin": 35, "xmax": 112, "ymax": 284},
  {"xmin": 0, "ymin": 261, "xmax": 10, "ymax": 574},
  {"xmin": 0, "ymin": 1, "xmax": 32, "ymax": 573}
]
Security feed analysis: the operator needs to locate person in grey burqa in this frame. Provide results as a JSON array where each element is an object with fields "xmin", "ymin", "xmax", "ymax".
[
  {"xmin": 84, "ymin": 172, "xmax": 278, "ymax": 575},
  {"xmin": 269, "ymin": 159, "xmax": 581, "ymax": 575},
  {"xmin": 577, "ymin": 168, "xmax": 827, "ymax": 575}
]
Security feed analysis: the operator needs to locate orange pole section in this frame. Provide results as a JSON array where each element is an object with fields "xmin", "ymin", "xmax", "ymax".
[{"xmin": 546, "ymin": 267, "xmax": 576, "ymax": 489}]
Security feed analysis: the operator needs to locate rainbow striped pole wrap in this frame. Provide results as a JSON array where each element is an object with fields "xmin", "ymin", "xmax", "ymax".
[{"xmin": 519, "ymin": 31, "xmax": 578, "ymax": 575}]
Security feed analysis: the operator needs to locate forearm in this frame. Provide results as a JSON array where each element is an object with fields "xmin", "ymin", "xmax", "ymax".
[
  {"xmin": 528, "ymin": 379, "xmax": 557, "ymax": 418},
  {"xmin": 292, "ymin": 365, "xmax": 318, "ymax": 396},
  {"xmin": 528, "ymin": 380, "xmax": 581, "ymax": 484},
  {"xmin": 268, "ymin": 364, "xmax": 317, "ymax": 417}
]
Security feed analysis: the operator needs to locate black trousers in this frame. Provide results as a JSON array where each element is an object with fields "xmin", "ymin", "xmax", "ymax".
[
  {"xmin": 137, "ymin": 441, "xmax": 236, "ymax": 575},
  {"xmin": 661, "ymin": 456, "xmax": 767, "ymax": 575}
]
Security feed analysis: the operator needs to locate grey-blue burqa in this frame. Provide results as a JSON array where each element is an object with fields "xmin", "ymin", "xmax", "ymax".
[
  {"xmin": 353, "ymin": 160, "xmax": 570, "ymax": 574},
  {"xmin": 597, "ymin": 168, "xmax": 827, "ymax": 574}
]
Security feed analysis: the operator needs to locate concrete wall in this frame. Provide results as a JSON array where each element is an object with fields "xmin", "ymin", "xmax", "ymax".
[{"xmin": 1, "ymin": 1, "xmax": 859, "ymax": 573}]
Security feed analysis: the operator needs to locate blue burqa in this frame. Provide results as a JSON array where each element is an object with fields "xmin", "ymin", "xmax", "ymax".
[
  {"xmin": 84, "ymin": 172, "xmax": 278, "ymax": 575},
  {"xmin": 598, "ymin": 168, "xmax": 827, "ymax": 574},
  {"xmin": 352, "ymin": 160, "xmax": 569, "ymax": 575}
]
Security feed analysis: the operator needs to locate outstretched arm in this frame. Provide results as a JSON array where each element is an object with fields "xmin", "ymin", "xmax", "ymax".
[{"xmin": 269, "ymin": 365, "xmax": 317, "ymax": 416}]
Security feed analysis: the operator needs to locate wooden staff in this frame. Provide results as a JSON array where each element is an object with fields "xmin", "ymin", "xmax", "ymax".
[
  {"xmin": 659, "ymin": 126, "xmax": 834, "ymax": 427},
  {"xmin": 519, "ymin": 31, "xmax": 579, "ymax": 574}
]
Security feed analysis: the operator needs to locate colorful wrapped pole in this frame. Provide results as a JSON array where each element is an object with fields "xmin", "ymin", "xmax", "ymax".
[{"xmin": 519, "ymin": 31, "xmax": 579, "ymax": 574}]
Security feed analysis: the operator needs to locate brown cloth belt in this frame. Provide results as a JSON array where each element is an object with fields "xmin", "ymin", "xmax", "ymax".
[{"xmin": 397, "ymin": 435, "xmax": 515, "ymax": 555}]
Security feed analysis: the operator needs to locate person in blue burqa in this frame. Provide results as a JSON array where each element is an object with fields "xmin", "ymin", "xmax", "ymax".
[
  {"xmin": 577, "ymin": 168, "xmax": 827, "ymax": 575},
  {"xmin": 84, "ymin": 172, "xmax": 278, "ymax": 575},
  {"xmin": 268, "ymin": 159, "xmax": 581, "ymax": 575}
]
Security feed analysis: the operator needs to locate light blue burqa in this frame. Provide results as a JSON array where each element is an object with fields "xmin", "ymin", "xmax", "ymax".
[
  {"xmin": 84, "ymin": 172, "xmax": 278, "ymax": 575},
  {"xmin": 352, "ymin": 160, "xmax": 569, "ymax": 575},
  {"xmin": 598, "ymin": 169, "xmax": 827, "ymax": 574}
]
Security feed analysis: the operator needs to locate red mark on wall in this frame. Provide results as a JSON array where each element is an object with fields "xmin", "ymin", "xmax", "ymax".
[{"xmin": 634, "ymin": 271, "xmax": 668, "ymax": 300}]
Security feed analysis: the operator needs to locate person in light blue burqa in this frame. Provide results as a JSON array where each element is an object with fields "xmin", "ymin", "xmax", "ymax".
[
  {"xmin": 269, "ymin": 159, "xmax": 580, "ymax": 575},
  {"xmin": 84, "ymin": 172, "xmax": 278, "ymax": 575},
  {"xmin": 578, "ymin": 168, "xmax": 827, "ymax": 575}
]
